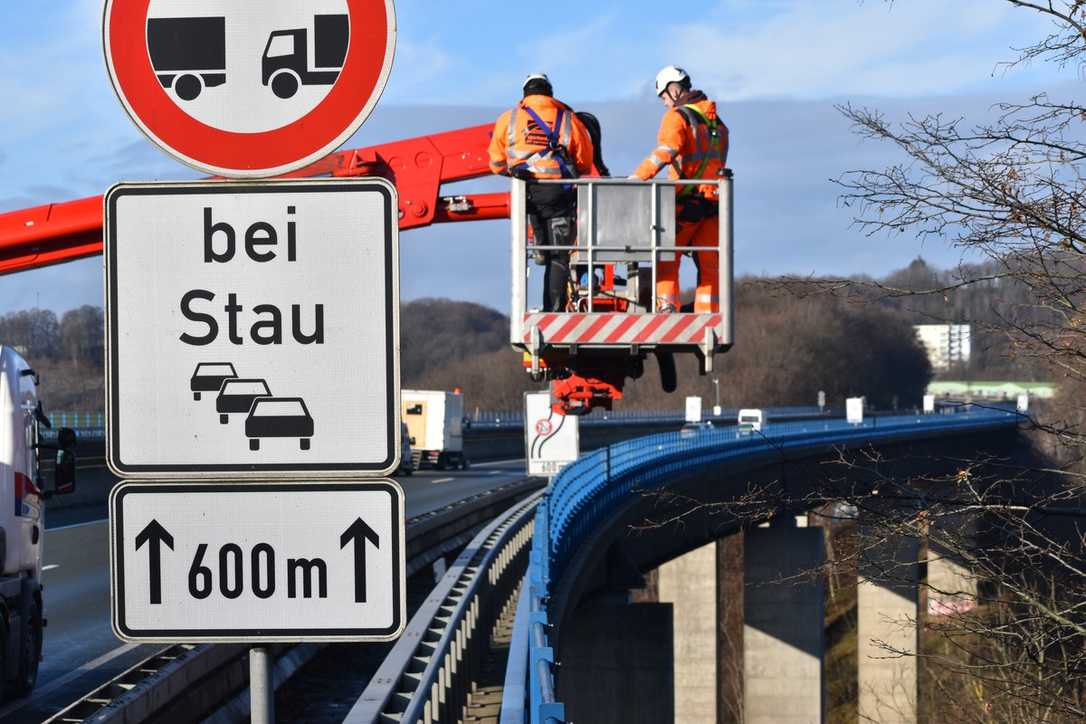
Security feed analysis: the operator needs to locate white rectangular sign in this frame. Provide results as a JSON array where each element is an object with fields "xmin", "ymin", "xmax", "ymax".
[
  {"xmin": 685, "ymin": 396, "xmax": 702, "ymax": 423},
  {"xmin": 110, "ymin": 481, "xmax": 405, "ymax": 643},
  {"xmin": 846, "ymin": 397, "xmax": 864, "ymax": 424},
  {"xmin": 525, "ymin": 392, "xmax": 579, "ymax": 477},
  {"xmin": 105, "ymin": 180, "xmax": 399, "ymax": 478}
]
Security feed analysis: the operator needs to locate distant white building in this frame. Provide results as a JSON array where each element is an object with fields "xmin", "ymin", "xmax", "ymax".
[{"xmin": 914, "ymin": 324, "xmax": 971, "ymax": 370}]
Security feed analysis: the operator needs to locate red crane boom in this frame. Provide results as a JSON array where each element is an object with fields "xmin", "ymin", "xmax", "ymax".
[{"xmin": 0, "ymin": 124, "xmax": 508, "ymax": 275}]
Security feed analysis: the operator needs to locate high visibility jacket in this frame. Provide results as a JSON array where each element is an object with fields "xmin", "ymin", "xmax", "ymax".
[
  {"xmin": 488, "ymin": 95, "xmax": 594, "ymax": 179},
  {"xmin": 633, "ymin": 99, "xmax": 729, "ymax": 199}
]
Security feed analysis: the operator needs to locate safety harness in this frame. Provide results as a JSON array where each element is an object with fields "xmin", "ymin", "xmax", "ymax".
[
  {"xmin": 509, "ymin": 104, "xmax": 578, "ymax": 180},
  {"xmin": 673, "ymin": 104, "xmax": 727, "ymax": 196}
]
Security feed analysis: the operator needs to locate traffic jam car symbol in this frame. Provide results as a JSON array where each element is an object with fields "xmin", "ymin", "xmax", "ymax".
[
  {"xmin": 245, "ymin": 397, "xmax": 314, "ymax": 451},
  {"xmin": 215, "ymin": 378, "xmax": 272, "ymax": 424},
  {"xmin": 190, "ymin": 363, "xmax": 238, "ymax": 401}
]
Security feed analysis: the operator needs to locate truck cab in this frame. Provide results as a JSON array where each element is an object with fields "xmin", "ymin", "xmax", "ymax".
[{"xmin": 0, "ymin": 346, "xmax": 77, "ymax": 698}]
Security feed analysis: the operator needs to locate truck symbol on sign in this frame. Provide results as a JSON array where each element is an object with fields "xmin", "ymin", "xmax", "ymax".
[
  {"xmin": 147, "ymin": 17, "xmax": 227, "ymax": 102},
  {"xmin": 190, "ymin": 362, "xmax": 237, "ymax": 401},
  {"xmin": 245, "ymin": 397, "xmax": 314, "ymax": 451},
  {"xmin": 215, "ymin": 378, "xmax": 272, "ymax": 424},
  {"xmin": 262, "ymin": 14, "xmax": 349, "ymax": 99}
]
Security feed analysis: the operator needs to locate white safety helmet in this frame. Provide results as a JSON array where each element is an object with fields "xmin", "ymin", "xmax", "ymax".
[
  {"xmin": 655, "ymin": 65, "xmax": 690, "ymax": 97},
  {"xmin": 522, "ymin": 73, "xmax": 552, "ymax": 91}
]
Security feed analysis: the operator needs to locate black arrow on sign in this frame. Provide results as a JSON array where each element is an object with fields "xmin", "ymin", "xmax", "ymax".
[
  {"xmin": 135, "ymin": 519, "xmax": 174, "ymax": 605},
  {"xmin": 340, "ymin": 518, "xmax": 380, "ymax": 603}
]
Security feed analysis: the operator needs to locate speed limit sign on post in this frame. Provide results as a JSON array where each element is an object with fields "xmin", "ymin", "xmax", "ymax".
[{"xmin": 103, "ymin": 0, "xmax": 397, "ymax": 177}]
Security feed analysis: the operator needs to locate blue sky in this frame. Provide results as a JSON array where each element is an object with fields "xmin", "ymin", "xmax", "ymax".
[{"xmin": 0, "ymin": 0, "xmax": 1075, "ymax": 313}]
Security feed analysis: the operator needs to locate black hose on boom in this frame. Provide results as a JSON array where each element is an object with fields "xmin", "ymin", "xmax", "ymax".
[
  {"xmin": 575, "ymin": 111, "xmax": 610, "ymax": 177},
  {"xmin": 655, "ymin": 350, "xmax": 677, "ymax": 393}
]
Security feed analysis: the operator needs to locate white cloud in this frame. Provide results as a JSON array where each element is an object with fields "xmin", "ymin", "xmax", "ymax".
[{"xmin": 662, "ymin": 0, "xmax": 1057, "ymax": 100}]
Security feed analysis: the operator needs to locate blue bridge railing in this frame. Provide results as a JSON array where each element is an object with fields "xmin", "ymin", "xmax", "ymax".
[{"xmin": 502, "ymin": 407, "xmax": 1021, "ymax": 724}]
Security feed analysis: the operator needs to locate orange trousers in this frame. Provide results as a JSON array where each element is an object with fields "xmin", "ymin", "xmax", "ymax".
[{"xmin": 656, "ymin": 214, "xmax": 719, "ymax": 312}]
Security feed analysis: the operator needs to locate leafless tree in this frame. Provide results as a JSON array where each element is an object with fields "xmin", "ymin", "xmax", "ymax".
[{"xmin": 708, "ymin": 2, "xmax": 1086, "ymax": 718}]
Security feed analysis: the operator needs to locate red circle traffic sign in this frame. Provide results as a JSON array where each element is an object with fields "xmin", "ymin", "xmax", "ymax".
[
  {"xmin": 103, "ymin": 0, "xmax": 396, "ymax": 178},
  {"xmin": 535, "ymin": 419, "xmax": 553, "ymax": 436}
]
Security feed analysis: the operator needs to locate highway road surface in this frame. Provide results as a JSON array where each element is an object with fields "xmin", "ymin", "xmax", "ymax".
[{"xmin": 0, "ymin": 458, "xmax": 532, "ymax": 724}]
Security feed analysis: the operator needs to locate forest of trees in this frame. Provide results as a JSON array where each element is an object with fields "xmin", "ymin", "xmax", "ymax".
[
  {"xmin": 0, "ymin": 305, "xmax": 104, "ymax": 412},
  {"xmin": 0, "ymin": 256, "xmax": 1040, "ymax": 413},
  {"xmin": 0, "ymin": 256, "xmax": 1046, "ymax": 414}
]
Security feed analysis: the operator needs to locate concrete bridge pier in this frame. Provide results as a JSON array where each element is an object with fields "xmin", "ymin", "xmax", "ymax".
[
  {"xmin": 857, "ymin": 529, "xmax": 920, "ymax": 724},
  {"xmin": 743, "ymin": 520, "xmax": 826, "ymax": 724}
]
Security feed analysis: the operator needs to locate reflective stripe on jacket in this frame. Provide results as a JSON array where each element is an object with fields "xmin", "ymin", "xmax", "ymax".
[
  {"xmin": 633, "ymin": 99, "xmax": 729, "ymax": 199},
  {"xmin": 488, "ymin": 95, "xmax": 594, "ymax": 179}
]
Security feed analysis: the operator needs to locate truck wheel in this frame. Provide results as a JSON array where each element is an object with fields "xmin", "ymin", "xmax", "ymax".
[
  {"xmin": 460, "ymin": 456, "xmax": 470, "ymax": 471},
  {"xmin": 9, "ymin": 599, "xmax": 41, "ymax": 698},
  {"xmin": 175, "ymin": 74, "xmax": 202, "ymax": 102},
  {"xmin": 271, "ymin": 71, "xmax": 300, "ymax": 100},
  {"xmin": 435, "ymin": 455, "xmax": 447, "ymax": 471}
]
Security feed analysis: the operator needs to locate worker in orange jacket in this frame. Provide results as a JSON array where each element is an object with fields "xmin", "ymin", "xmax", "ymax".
[
  {"xmin": 632, "ymin": 66, "xmax": 729, "ymax": 313},
  {"xmin": 489, "ymin": 74, "xmax": 595, "ymax": 312}
]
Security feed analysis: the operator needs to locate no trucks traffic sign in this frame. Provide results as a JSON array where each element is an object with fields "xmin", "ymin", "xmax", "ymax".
[{"xmin": 102, "ymin": 0, "xmax": 397, "ymax": 177}]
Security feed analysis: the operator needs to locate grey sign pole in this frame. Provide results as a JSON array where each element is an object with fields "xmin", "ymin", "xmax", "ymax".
[{"xmin": 250, "ymin": 646, "xmax": 274, "ymax": 724}]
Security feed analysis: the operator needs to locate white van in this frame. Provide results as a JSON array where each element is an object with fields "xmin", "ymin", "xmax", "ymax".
[{"xmin": 737, "ymin": 409, "xmax": 764, "ymax": 434}]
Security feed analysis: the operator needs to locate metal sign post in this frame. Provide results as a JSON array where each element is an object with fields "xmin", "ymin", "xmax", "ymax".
[
  {"xmin": 251, "ymin": 647, "xmax": 274, "ymax": 724},
  {"xmin": 103, "ymin": 3, "xmax": 403, "ymax": 718}
]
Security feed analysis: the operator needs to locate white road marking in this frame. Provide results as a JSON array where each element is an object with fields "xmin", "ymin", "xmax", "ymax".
[
  {"xmin": 47, "ymin": 518, "xmax": 108, "ymax": 532},
  {"xmin": 42, "ymin": 564, "xmax": 59, "ymax": 571},
  {"xmin": 473, "ymin": 457, "xmax": 524, "ymax": 467},
  {"xmin": 431, "ymin": 477, "xmax": 454, "ymax": 484},
  {"xmin": 0, "ymin": 642, "xmax": 142, "ymax": 717},
  {"xmin": 489, "ymin": 471, "xmax": 504, "ymax": 475}
]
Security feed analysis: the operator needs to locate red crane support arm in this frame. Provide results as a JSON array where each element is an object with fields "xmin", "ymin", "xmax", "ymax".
[{"xmin": 0, "ymin": 124, "xmax": 509, "ymax": 276}]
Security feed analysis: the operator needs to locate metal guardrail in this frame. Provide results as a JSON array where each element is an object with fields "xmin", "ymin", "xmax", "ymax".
[
  {"xmin": 44, "ymin": 479, "xmax": 542, "ymax": 724},
  {"xmin": 345, "ymin": 491, "xmax": 540, "ymax": 723},
  {"xmin": 45, "ymin": 406, "xmax": 828, "ymax": 439},
  {"xmin": 503, "ymin": 407, "xmax": 1021, "ymax": 724}
]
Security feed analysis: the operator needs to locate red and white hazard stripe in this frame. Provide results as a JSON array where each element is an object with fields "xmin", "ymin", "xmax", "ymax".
[{"xmin": 523, "ymin": 313, "xmax": 722, "ymax": 346}]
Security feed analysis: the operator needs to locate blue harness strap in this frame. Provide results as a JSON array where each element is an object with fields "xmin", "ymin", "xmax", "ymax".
[{"xmin": 520, "ymin": 105, "xmax": 575, "ymax": 179}]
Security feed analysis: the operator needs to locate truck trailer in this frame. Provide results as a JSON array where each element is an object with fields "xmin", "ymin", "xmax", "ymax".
[
  {"xmin": 0, "ymin": 346, "xmax": 76, "ymax": 699},
  {"xmin": 147, "ymin": 16, "xmax": 227, "ymax": 102},
  {"xmin": 401, "ymin": 390, "xmax": 467, "ymax": 470}
]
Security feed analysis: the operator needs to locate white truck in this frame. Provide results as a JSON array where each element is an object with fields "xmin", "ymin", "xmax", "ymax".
[
  {"xmin": 401, "ymin": 390, "xmax": 468, "ymax": 470},
  {"xmin": 0, "ymin": 346, "xmax": 77, "ymax": 698}
]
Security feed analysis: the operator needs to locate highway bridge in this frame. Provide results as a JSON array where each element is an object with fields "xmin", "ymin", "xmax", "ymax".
[{"xmin": 3, "ymin": 404, "xmax": 1024, "ymax": 723}]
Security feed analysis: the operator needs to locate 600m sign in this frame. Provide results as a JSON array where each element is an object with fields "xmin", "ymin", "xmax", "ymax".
[{"xmin": 111, "ymin": 482, "xmax": 405, "ymax": 643}]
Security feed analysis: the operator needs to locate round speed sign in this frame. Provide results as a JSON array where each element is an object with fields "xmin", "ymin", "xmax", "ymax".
[{"xmin": 103, "ymin": 0, "xmax": 396, "ymax": 178}]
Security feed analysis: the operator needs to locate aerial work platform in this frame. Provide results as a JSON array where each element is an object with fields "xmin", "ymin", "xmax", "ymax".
[{"xmin": 509, "ymin": 175, "xmax": 735, "ymax": 412}]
